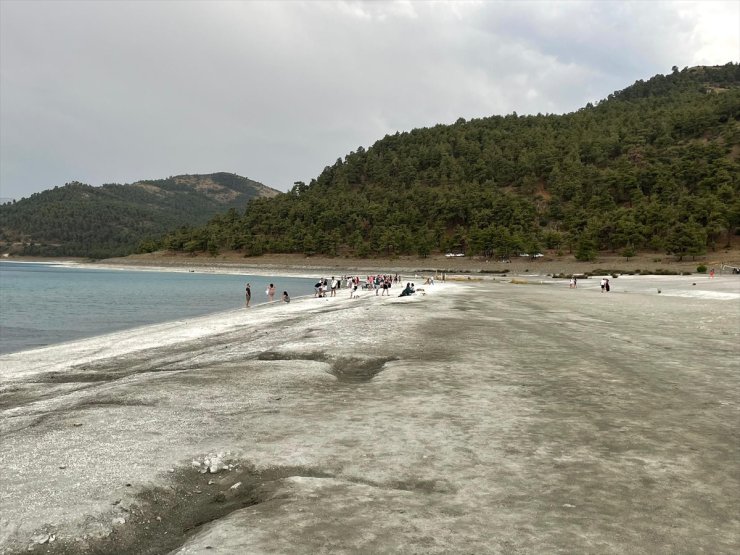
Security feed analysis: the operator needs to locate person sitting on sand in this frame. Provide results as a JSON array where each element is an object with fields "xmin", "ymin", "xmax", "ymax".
[
  {"xmin": 399, "ymin": 282, "xmax": 415, "ymax": 297},
  {"xmin": 282, "ymin": 291, "xmax": 290, "ymax": 303}
]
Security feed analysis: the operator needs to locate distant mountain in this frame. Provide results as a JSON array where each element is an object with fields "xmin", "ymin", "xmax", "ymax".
[
  {"xmin": 159, "ymin": 63, "xmax": 740, "ymax": 261},
  {"xmin": 0, "ymin": 173, "xmax": 279, "ymax": 258}
]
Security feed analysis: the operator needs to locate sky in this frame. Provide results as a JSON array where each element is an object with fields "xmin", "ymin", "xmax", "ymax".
[{"xmin": 1, "ymin": 1, "xmax": 738, "ymax": 201}]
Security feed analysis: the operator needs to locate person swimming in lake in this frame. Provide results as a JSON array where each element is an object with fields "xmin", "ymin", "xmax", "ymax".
[{"xmin": 245, "ymin": 282, "xmax": 251, "ymax": 307}]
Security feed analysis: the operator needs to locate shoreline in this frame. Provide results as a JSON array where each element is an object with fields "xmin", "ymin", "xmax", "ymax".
[{"xmin": 0, "ymin": 281, "xmax": 456, "ymax": 381}]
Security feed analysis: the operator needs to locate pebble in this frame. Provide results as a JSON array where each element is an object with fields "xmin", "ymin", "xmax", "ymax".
[
  {"xmin": 230, "ymin": 482, "xmax": 242, "ymax": 490},
  {"xmin": 112, "ymin": 517, "xmax": 126, "ymax": 526},
  {"xmin": 31, "ymin": 533, "xmax": 51, "ymax": 545}
]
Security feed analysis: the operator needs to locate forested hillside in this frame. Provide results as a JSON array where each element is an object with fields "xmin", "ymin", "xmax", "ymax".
[
  {"xmin": 157, "ymin": 64, "xmax": 740, "ymax": 261},
  {"xmin": 0, "ymin": 173, "xmax": 278, "ymax": 258}
]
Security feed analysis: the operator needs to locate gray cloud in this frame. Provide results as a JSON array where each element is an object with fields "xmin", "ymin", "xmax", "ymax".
[{"xmin": 1, "ymin": 0, "xmax": 737, "ymax": 200}]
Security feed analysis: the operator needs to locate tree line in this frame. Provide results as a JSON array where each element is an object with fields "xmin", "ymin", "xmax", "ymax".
[
  {"xmin": 0, "ymin": 173, "xmax": 275, "ymax": 258},
  {"xmin": 155, "ymin": 64, "xmax": 739, "ymax": 262}
]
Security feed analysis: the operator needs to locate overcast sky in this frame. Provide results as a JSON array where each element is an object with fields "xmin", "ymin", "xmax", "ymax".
[{"xmin": 1, "ymin": 0, "xmax": 738, "ymax": 200}]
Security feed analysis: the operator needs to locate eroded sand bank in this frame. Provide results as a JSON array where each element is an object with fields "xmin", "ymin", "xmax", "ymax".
[{"xmin": 1, "ymin": 275, "xmax": 738, "ymax": 554}]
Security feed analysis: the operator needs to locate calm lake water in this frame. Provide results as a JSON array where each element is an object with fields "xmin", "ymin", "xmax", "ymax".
[{"xmin": 0, "ymin": 262, "xmax": 316, "ymax": 354}]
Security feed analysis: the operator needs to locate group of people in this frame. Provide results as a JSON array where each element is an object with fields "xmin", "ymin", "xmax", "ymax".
[
  {"xmin": 313, "ymin": 276, "xmax": 341, "ymax": 298},
  {"xmin": 312, "ymin": 274, "xmax": 406, "ymax": 299},
  {"xmin": 246, "ymin": 271, "xmax": 431, "ymax": 307},
  {"xmin": 245, "ymin": 282, "xmax": 289, "ymax": 307},
  {"xmin": 568, "ymin": 275, "xmax": 610, "ymax": 292}
]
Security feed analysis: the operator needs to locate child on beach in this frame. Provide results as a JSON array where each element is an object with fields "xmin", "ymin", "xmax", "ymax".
[
  {"xmin": 267, "ymin": 283, "xmax": 276, "ymax": 302},
  {"xmin": 282, "ymin": 291, "xmax": 290, "ymax": 303},
  {"xmin": 245, "ymin": 283, "xmax": 251, "ymax": 307}
]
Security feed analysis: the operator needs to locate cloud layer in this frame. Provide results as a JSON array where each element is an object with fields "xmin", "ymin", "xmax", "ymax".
[{"xmin": 1, "ymin": 0, "xmax": 738, "ymax": 200}]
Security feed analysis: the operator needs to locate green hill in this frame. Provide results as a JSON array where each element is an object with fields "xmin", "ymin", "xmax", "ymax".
[
  {"xmin": 0, "ymin": 173, "xmax": 278, "ymax": 258},
  {"xmin": 157, "ymin": 63, "xmax": 739, "ymax": 261}
]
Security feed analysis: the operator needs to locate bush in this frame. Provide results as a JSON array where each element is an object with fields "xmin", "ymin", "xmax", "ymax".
[{"xmin": 696, "ymin": 264, "xmax": 707, "ymax": 273}]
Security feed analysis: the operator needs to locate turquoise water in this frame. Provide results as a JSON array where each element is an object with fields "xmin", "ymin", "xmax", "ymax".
[{"xmin": 0, "ymin": 262, "xmax": 316, "ymax": 354}]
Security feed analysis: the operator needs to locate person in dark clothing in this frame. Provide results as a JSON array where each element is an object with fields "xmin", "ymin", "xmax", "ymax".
[{"xmin": 399, "ymin": 282, "xmax": 415, "ymax": 297}]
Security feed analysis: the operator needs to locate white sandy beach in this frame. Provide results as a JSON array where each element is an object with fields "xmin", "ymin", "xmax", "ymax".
[{"xmin": 1, "ymin": 273, "xmax": 738, "ymax": 554}]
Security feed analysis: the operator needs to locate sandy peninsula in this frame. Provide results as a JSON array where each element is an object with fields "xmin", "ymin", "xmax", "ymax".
[
  {"xmin": 85, "ymin": 248, "xmax": 740, "ymax": 278},
  {"xmin": 0, "ymin": 260, "xmax": 738, "ymax": 554}
]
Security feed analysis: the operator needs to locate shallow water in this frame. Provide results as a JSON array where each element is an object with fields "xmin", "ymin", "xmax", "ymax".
[{"xmin": 0, "ymin": 261, "xmax": 316, "ymax": 354}]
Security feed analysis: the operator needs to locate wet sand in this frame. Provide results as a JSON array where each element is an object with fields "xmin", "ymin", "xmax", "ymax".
[{"xmin": 1, "ymin": 273, "xmax": 739, "ymax": 554}]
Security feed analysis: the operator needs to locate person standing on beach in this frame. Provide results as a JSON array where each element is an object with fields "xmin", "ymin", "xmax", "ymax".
[
  {"xmin": 268, "ymin": 283, "xmax": 276, "ymax": 302},
  {"xmin": 600, "ymin": 278, "xmax": 606, "ymax": 293},
  {"xmin": 245, "ymin": 283, "xmax": 252, "ymax": 307},
  {"xmin": 331, "ymin": 277, "xmax": 338, "ymax": 297}
]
